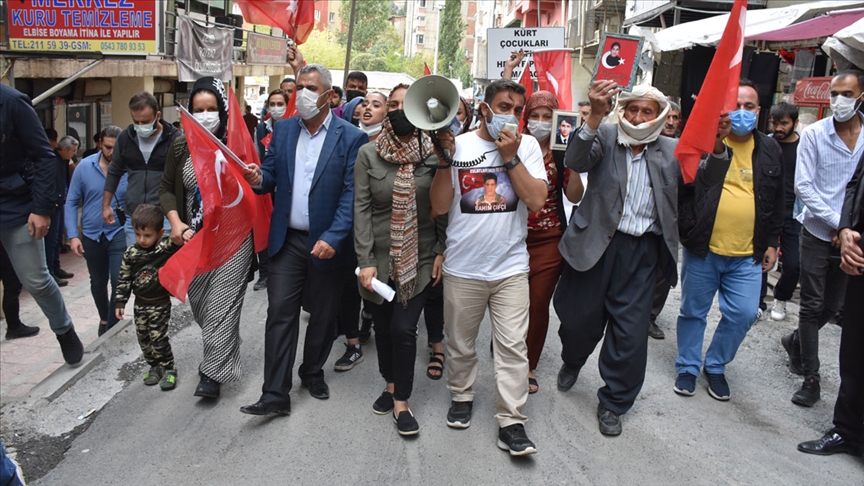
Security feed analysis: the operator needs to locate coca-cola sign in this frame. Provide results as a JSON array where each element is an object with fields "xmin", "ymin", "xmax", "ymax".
[{"xmin": 795, "ymin": 77, "xmax": 832, "ymax": 104}]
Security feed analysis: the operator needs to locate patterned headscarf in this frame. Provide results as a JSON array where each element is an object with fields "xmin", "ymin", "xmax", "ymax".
[
  {"xmin": 376, "ymin": 116, "xmax": 434, "ymax": 307},
  {"xmin": 188, "ymin": 76, "xmax": 229, "ymax": 141},
  {"xmin": 521, "ymin": 90, "xmax": 560, "ymax": 133}
]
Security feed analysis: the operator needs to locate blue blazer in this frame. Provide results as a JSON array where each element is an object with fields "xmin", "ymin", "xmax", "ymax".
[{"xmin": 258, "ymin": 113, "xmax": 368, "ymax": 268}]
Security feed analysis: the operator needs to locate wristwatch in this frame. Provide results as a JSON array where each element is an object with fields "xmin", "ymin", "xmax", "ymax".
[{"xmin": 504, "ymin": 155, "xmax": 522, "ymax": 170}]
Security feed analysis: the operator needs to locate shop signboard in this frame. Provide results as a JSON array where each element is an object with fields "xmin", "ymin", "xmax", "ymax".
[
  {"xmin": 794, "ymin": 76, "xmax": 831, "ymax": 105},
  {"xmin": 246, "ymin": 32, "xmax": 287, "ymax": 65},
  {"xmin": 6, "ymin": 0, "xmax": 159, "ymax": 55}
]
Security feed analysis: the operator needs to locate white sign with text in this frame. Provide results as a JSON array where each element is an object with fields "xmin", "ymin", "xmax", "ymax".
[{"xmin": 486, "ymin": 27, "xmax": 566, "ymax": 81}]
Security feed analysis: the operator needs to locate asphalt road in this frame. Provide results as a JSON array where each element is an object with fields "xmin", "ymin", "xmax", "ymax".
[{"xmin": 4, "ymin": 280, "xmax": 863, "ymax": 484}]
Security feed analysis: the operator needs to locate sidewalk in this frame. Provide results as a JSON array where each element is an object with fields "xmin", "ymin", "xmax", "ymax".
[{"xmin": 0, "ymin": 250, "xmax": 117, "ymax": 402}]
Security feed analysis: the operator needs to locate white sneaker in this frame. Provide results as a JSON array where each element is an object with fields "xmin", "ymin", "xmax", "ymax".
[
  {"xmin": 756, "ymin": 308, "xmax": 764, "ymax": 321},
  {"xmin": 771, "ymin": 300, "xmax": 787, "ymax": 321}
]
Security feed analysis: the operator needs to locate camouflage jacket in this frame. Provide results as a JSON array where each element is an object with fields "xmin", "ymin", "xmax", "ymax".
[{"xmin": 115, "ymin": 237, "xmax": 179, "ymax": 307}]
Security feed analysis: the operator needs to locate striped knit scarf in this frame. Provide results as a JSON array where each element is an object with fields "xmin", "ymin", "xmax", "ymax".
[{"xmin": 376, "ymin": 117, "xmax": 434, "ymax": 307}]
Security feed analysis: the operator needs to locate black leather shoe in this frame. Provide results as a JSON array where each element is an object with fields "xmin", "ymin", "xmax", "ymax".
[
  {"xmin": 240, "ymin": 398, "xmax": 291, "ymax": 416},
  {"xmin": 194, "ymin": 373, "xmax": 220, "ymax": 398},
  {"xmin": 597, "ymin": 404, "xmax": 622, "ymax": 436},
  {"xmin": 798, "ymin": 431, "xmax": 863, "ymax": 456},
  {"xmin": 557, "ymin": 363, "xmax": 580, "ymax": 391},
  {"xmin": 648, "ymin": 322, "xmax": 665, "ymax": 340},
  {"xmin": 302, "ymin": 380, "xmax": 329, "ymax": 400},
  {"xmin": 55, "ymin": 268, "xmax": 74, "ymax": 279}
]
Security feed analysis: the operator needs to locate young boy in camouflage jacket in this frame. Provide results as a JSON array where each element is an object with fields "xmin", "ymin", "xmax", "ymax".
[{"xmin": 115, "ymin": 205, "xmax": 180, "ymax": 390}]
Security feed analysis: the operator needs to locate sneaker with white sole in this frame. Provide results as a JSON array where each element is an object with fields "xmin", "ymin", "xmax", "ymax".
[
  {"xmin": 497, "ymin": 424, "xmax": 537, "ymax": 456},
  {"xmin": 333, "ymin": 344, "xmax": 363, "ymax": 371},
  {"xmin": 770, "ymin": 300, "xmax": 787, "ymax": 321}
]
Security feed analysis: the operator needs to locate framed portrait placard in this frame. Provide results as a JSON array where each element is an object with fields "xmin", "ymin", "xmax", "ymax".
[
  {"xmin": 551, "ymin": 110, "xmax": 582, "ymax": 151},
  {"xmin": 591, "ymin": 33, "xmax": 643, "ymax": 91}
]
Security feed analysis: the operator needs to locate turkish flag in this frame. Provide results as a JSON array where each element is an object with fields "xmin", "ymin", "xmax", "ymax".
[
  {"xmin": 424, "ymin": 62, "xmax": 432, "ymax": 76},
  {"xmin": 260, "ymin": 90, "xmax": 297, "ymax": 152},
  {"xmin": 236, "ymin": 0, "xmax": 315, "ymax": 45},
  {"xmin": 159, "ymin": 110, "xmax": 258, "ymax": 302},
  {"xmin": 674, "ymin": 0, "xmax": 747, "ymax": 184},
  {"xmin": 533, "ymin": 50, "xmax": 572, "ymax": 110},
  {"xmin": 227, "ymin": 88, "xmax": 273, "ymax": 253}
]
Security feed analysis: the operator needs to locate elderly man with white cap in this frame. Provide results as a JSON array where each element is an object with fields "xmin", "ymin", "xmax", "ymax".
[{"xmin": 553, "ymin": 80, "xmax": 682, "ymax": 436}]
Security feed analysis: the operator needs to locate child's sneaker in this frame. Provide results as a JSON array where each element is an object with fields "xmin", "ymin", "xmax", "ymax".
[
  {"xmin": 143, "ymin": 367, "xmax": 163, "ymax": 386},
  {"xmin": 160, "ymin": 369, "xmax": 177, "ymax": 391}
]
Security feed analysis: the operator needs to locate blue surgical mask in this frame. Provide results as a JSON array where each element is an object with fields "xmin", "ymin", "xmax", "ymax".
[
  {"xmin": 729, "ymin": 109, "xmax": 757, "ymax": 136},
  {"xmin": 449, "ymin": 116, "xmax": 463, "ymax": 136},
  {"xmin": 483, "ymin": 103, "xmax": 518, "ymax": 140}
]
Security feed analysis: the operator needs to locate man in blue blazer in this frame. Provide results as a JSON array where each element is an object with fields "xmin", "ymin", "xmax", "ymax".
[{"xmin": 241, "ymin": 64, "xmax": 368, "ymax": 416}]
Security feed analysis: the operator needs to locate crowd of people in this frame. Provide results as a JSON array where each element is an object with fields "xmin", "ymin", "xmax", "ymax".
[{"xmin": 0, "ymin": 50, "xmax": 861, "ymax": 460}]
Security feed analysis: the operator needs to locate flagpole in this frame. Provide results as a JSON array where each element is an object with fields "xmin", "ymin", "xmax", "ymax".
[
  {"xmin": 342, "ymin": 0, "xmax": 358, "ymax": 87},
  {"xmin": 176, "ymin": 104, "xmax": 249, "ymax": 169}
]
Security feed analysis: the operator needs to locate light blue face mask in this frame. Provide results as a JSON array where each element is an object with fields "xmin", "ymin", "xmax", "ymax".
[
  {"xmin": 729, "ymin": 109, "xmax": 758, "ymax": 136},
  {"xmin": 483, "ymin": 103, "xmax": 518, "ymax": 140}
]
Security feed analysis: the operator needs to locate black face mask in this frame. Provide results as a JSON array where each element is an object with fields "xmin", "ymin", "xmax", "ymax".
[
  {"xmin": 387, "ymin": 110, "xmax": 415, "ymax": 137},
  {"xmin": 345, "ymin": 89, "xmax": 364, "ymax": 102}
]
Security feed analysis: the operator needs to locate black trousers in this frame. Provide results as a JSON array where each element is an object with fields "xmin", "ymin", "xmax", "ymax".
[
  {"xmin": 554, "ymin": 231, "xmax": 660, "ymax": 415},
  {"xmin": 261, "ymin": 230, "xmax": 343, "ymax": 402},
  {"xmin": 833, "ymin": 275, "xmax": 863, "ymax": 447},
  {"xmin": 0, "ymin": 243, "xmax": 22, "ymax": 325},
  {"xmin": 337, "ymin": 268, "xmax": 361, "ymax": 340},
  {"xmin": 423, "ymin": 281, "xmax": 445, "ymax": 343},
  {"xmin": 649, "ymin": 268, "xmax": 672, "ymax": 325},
  {"xmin": 372, "ymin": 281, "xmax": 432, "ymax": 401}
]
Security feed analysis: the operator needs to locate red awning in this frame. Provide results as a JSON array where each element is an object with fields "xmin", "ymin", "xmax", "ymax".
[{"xmin": 746, "ymin": 7, "xmax": 864, "ymax": 41}]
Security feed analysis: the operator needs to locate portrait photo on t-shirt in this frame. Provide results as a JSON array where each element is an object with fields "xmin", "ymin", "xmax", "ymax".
[{"xmin": 459, "ymin": 167, "xmax": 518, "ymax": 213}]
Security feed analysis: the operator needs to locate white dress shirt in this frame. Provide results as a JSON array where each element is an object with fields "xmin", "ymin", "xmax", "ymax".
[{"xmin": 289, "ymin": 111, "xmax": 332, "ymax": 231}]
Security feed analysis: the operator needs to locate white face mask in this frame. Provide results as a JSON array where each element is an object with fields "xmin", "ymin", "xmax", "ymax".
[
  {"xmin": 296, "ymin": 88, "xmax": 325, "ymax": 120},
  {"xmin": 134, "ymin": 119, "xmax": 158, "ymax": 139},
  {"xmin": 527, "ymin": 120, "xmax": 552, "ymax": 141},
  {"xmin": 193, "ymin": 111, "xmax": 221, "ymax": 134},
  {"xmin": 360, "ymin": 121, "xmax": 383, "ymax": 137},
  {"xmin": 830, "ymin": 93, "xmax": 863, "ymax": 123},
  {"xmin": 269, "ymin": 106, "xmax": 287, "ymax": 120}
]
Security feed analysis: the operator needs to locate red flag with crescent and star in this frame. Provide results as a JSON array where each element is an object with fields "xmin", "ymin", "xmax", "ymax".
[
  {"xmin": 235, "ymin": 0, "xmax": 316, "ymax": 45},
  {"xmin": 159, "ymin": 109, "xmax": 258, "ymax": 302}
]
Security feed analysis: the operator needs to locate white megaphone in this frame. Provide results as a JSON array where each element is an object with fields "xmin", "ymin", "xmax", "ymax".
[{"xmin": 403, "ymin": 74, "xmax": 461, "ymax": 131}]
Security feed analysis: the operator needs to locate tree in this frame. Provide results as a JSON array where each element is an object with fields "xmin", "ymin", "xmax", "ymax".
[
  {"xmin": 438, "ymin": 0, "xmax": 467, "ymax": 81},
  {"xmin": 299, "ymin": 29, "xmax": 347, "ymax": 70},
  {"xmin": 338, "ymin": 0, "xmax": 391, "ymax": 53}
]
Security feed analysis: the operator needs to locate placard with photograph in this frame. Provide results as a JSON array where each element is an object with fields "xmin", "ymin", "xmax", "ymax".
[
  {"xmin": 551, "ymin": 110, "xmax": 582, "ymax": 151},
  {"xmin": 591, "ymin": 33, "xmax": 643, "ymax": 91}
]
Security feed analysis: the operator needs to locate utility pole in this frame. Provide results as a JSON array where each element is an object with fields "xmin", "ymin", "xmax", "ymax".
[
  {"xmin": 343, "ymin": 0, "xmax": 357, "ymax": 87},
  {"xmin": 537, "ymin": 0, "xmax": 542, "ymax": 27}
]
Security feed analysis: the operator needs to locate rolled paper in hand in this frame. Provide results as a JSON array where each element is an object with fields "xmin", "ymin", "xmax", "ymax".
[{"xmin": 354, "ymin": 267, "xmax": 395, "ymax": 302}]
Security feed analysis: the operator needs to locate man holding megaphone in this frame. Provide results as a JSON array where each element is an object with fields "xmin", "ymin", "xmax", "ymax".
[{"xmin": 429, "ymin": 78, "xmax": 548, "ymax": 456}]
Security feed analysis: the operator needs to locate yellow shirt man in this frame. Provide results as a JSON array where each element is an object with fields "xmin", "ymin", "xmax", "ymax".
[{"xmin": 709, "ymin": 137, "xmax": 756, "ymax": 256}]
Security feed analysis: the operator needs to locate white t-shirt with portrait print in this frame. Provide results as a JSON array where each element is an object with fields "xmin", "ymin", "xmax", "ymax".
[{"xmin": 442, "ymin": 130, "xmax": 547, "ymax": 281}]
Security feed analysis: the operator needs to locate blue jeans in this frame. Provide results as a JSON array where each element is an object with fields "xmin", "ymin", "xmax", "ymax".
[
  {"xmin": 82, "ymin": 233, "xmax": 125, "ymax": 329},
  {"xmin": 676, "ymin": 249, "xmax": 762, "ymax": 376},
  {"xmin": 0, "ymin": 224, "xmax": 72, "ymax": 334}
]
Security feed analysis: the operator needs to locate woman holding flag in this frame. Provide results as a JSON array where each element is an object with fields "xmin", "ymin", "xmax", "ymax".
[
  {"xmin": 254, "ymin": 88, "xmax": 290, "ymax": 162},
  {"xmin": 160, "ymin": 76, "xmax": 256, "ymax": 399}
]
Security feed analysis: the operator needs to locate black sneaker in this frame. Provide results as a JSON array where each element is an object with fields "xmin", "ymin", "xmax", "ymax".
[
  {"xmin": 393, "ymin": 409, "xmax": 420, "ymax": 436},
  {"xmin": 597, "ymin": 404, "xmax": 622, "ymax": 436},
  {"xmin": 673, "ymin": 372, "xmax": 697, "ymax": 396},
  {"xmin": 55, "ymin": 268, "xmax": 74, "ymax": 279},
  {"xmin": 497, "ymin": 424, "xmax": 537, "ymax": 456},
  {"xmin": 359, "ymin": 311, "xmax": 373, "ymax": 345},
  {"xmin": 334, "ymin": 344, "xmax": 363, "ymax": 371},
  {"xmin": 56, "ymin": 327, "xmax": 84, "ymax": 365},
  {"xmin": 704, "ymin": 370, "xmax": 730, "ymax": 401},
  {"xmin": 446, "ymin": 400, "xmax": 473, "ymax": 429},
  {"xmin": 253, "ymin": 276, "xmax": 267, "ymax": 291},
  {"xmin": 372, "ymin": 391, "xmax": 394, "ymax": 415},
  {"xmin": 791, "ymin": 377, "xmax": 820, "ymax": 407},
  {"xmin": 780, "ymin": 333, "xmax": 804, "ymax": 376},
  {"xmin": 53, "ymin": 276, "xmax": 68, "ymax": 287},
  {"xmin": 5, "ymin": 323, "xmax": 40, "ymax": 340}
]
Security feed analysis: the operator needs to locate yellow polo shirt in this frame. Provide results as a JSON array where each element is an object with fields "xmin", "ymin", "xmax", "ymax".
[{"xmin": 708, "ymin": 137, "xmax": 755, "ymax": 256}]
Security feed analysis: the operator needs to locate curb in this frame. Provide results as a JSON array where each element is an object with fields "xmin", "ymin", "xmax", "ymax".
[{"xmin": 25, "ymin": 318, "xmax": 135, "ymax": 403}]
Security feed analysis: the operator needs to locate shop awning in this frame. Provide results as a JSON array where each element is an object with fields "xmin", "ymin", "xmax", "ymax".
[
  {"xmin": 746, "ymin": 7, "xmax": 864, "ymax": 41},
  {"xmin": 822, "ymin": 17, "xmax": 864, "ymax": 70},
  {"xmin": 653, "ymin": 0, "xmax": 864, "ymax": 51}
]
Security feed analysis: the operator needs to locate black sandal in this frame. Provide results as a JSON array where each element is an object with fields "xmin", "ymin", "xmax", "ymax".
[
  {"xmin": 528, "ymin": 377, "xmax": 539, "ymax": 395},
  {"xmin": 427, "ymin": 352, "xmax": 445, "ymax": 380}
]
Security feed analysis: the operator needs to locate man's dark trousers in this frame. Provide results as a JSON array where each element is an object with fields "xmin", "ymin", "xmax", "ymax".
[
  {"xmin": 261, "ymin": 229, "xmax": 343, "ymax": 403},
  {"xmin": 833, "ymin": 275, "xmax": 863, "ymax": 448}
]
